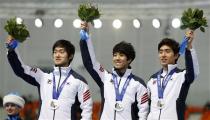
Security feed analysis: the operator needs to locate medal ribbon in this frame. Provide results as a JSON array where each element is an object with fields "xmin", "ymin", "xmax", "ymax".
[
  {"xmin": 157, "ymin": 68, "xmax": 176, "ymax": 99},
  {"xmin": 53, "ymin": 70, "xmax": 72, "ymax": 99},
  {"xmin": 112, "ymin": 73, "xmax": 133, "ymax": 101},
  {"xmin": 179, "ymin": 36, "xmax": 189, "ymax": 55}
]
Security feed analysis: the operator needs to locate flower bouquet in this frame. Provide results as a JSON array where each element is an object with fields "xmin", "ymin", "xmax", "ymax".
[
  {"xmin": 78, "ymin": 2, "xmax": 101, "ymax": 24},
  {"xmin": 179, "ymin": 8, "xmax": 208, "ymax": 55},
  {"xmin": 180, "ymin": 8, "xmax": 208, "ymax": 32},
  {"xmin": 4, "ymin": 18, "xmax": 30, "ymax": 42}
]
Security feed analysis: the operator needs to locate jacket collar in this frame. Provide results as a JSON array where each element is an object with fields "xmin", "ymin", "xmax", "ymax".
[
  {"xmin": 6, "ymin": 114, "xmax": 21, "ymax": 120},
  {"xmin": 53, "ymin": 64, "xmax": 72, "ymax": 76},
  {"xmin": 112, "ymin": 68, "xmax": 132, "ymax": 78},
  {"xmin": 161, "ymin": 64, "xmax": 177, "ymax": 77}
]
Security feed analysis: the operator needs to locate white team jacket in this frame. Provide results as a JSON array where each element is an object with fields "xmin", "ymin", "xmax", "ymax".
[
  {"xmin": 147, "ymin": 48, "xmax": 199, "ymax": 120},
  {"xmin": 7, "ymin": 50, "xmax": 93, "ymax": 120},
  {"xmin": 80, "ymin": 38, "xmax": 149, "ymax": 120}
]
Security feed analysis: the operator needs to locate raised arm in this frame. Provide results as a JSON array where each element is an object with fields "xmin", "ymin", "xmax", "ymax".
[
  {"xmin": 79, "ymin": 22, "xmax": 107, "ymax": 87},
  {"xmin": 184, "ymin": 30, "xmax": 199, "ymax": 83},
  {"xmin": 6, "ymin": 36, "xmax": 43, "ymax": 86}
]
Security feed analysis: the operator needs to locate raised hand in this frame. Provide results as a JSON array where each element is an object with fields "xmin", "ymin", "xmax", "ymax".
[
  {"xmin": 5, "ymin": 35, "xmax": 18, "ymax": 50},
  {"xmin": 81, "ymin": 21, "xmax": 89, "ymax": 32},
  {"xmin": 185, "ymin": 29, "xmax": 194, "ymax": 49},
  {"xmin": 80, "ymin": 21, "xmax": 90, "ymax": 41}
]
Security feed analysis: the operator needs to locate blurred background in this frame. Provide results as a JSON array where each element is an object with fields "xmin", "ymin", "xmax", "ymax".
[{"xmin": 0, "ymin": 0, "xmax": 210, "ymax": 119}]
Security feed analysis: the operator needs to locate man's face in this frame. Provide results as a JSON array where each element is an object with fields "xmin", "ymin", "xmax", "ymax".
[
  {"xmin": 112, "ymin": 52, "xmax": 131, "ymax": 72},
  {"xmin": 4, "ymin": 103, "xmax": 20, "ymax": 115},
  {"xmin": 53, "ymin": 47, "xmax": 72, "ymax": 67},
  {"xmin": 159, "ymin": 45, "xmax": 178, "ymax": 68}
]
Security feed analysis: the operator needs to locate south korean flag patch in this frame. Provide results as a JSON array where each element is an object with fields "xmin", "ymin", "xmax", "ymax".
[{"xmin": 30, "ymin": 67, "xmax": 37, "ymax": 73}]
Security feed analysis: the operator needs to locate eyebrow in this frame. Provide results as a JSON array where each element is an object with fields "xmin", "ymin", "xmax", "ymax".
[
  {"xmin": 159, "ymin": 48, "xmax": 172, "ymax": 51},
  {"xmin": 54, "ymin": 48, "xmax": 65, "ymax": 51}
]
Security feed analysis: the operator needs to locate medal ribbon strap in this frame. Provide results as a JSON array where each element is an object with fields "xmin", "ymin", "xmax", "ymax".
[
  {"xmin": 179, "ymin": 36, "xmax": 189, "ymax": 55},
  {"xmin": 157, "ymin": 68, "xmax": 176, "ymax": 99},
  {"xmin": 112, "ymin": 73, "xmax": 133, "ymax": 101},
  {"xmin": 53, "ymin": 70, "xmax": 72, "ymax": 99}
]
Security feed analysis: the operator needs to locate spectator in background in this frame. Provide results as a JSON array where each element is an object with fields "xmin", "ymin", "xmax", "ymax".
[{"xmin": 3, "ymin": 93, "xmax": 25, "ymax": 120}]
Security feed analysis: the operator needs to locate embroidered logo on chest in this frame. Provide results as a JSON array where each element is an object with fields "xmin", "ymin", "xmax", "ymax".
[
  {"xmin": 47, "ymin": 79, "xmax": 52, "ymax": 84},
  {"xmin": 66, "ymin": 82, "xmax": 70, "ymax": 85},
  {"xmin": 153, "ymin": 80, "xmax": 156, "ymax": 85}
]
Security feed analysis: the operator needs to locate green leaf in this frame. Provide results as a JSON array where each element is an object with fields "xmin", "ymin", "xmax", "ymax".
[
  {"xmin": 181, "ymin": 16, "xmax": 190, "ymax": 25},
  {"xmin": 180, "ymin": 25, "xmax": 188, "ymax": 30},
  {"xmin": 200, "ymin": 27, "xmax": 205, "ymax": 32},
  {"xmin": 187, "ymin": 8, "xmax": 192, "ymax": 17},
  {"xmin": 197, "ymin": 10, "xmax": 203, "ymax": 19},
  {"xmin": 192, "ymin": 8, "xmax": 197, "ymax": 18}
]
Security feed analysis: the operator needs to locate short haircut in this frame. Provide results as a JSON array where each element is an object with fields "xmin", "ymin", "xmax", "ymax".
[
  {"xmin": 52, "ymin": 39, "xmax": 75, "ymax": 62},
  {"xmin": 113, "ymin": 41, "xmax": 136, "ymax": 63},
  {"xmin": 158, "ymin": 38, "xmax": 179, "ymax": 55}
]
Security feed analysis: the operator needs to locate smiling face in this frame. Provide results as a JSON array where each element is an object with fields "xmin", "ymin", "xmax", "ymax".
[
  {"xmin": 53, "ymin": 47, "xmax": 72, "ymax": 67},
  {"xmin": 52, "ymin": 40, "xmax": 75, "ymax": 67},
  {"xmin": 112, "ymin": 52, "xmax": 131, "ymax": 73},
  {"xmin": 4, "ymin": 103, "xmax": 20, "ymax": 116},
  {"xmin": 112, "ymin": 41, "xmax": 135, "ymax": 73},
  {"xmin": 158, "ymin": 45, "xmax": 179, "ymax": 70}
]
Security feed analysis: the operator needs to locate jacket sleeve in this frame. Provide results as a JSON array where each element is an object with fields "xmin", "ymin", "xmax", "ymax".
[
  {"xmin": 7, "ymin": 49, "xmax": 44, "ymax": 86},
  {"xmin": 184, "ymin": 48, "xmax": 199, "ymax": 83},
  {"xmin": 137, "ymin": 84, "xmax": 149, "ymax": 120},
  {"xmin": 78, "ymin": 81, "xmax": 93, "ymax": 120},
  {"xmin": 80, "ymin": 37, "xmax": 107, "ymax": 87},
  {"xmin": 147, "ymin": 81, "xmax": 151, "ymax": 104}
]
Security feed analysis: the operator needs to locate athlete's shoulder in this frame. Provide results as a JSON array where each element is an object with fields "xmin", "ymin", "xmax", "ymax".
[
  {"xmin": 132, "ymin": 74, "xmax": 146, "ymax": 87},
  {"xmin": 71, "ymin": 69, "xmax": 88, "ymax": 84}
]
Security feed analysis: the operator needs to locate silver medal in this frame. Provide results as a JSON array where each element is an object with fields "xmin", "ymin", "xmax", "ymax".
[
  {"xmin": 157, "ymin": 99, "xmax": 164, "ymax": 109},
  {"xmin": 114, "ymin": 101, "xmax": 124, "ymax": 111},
  {"xmin": 50, "ymin": 99, "xmax": 59, "ymax": 110}
]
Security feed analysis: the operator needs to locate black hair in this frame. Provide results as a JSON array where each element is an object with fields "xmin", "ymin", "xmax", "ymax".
[
  {"xmin": 158, "ymin": 38, "xmax": 180, "ymax": 62},
  {"xmin": 52, "ymin": 39, "xmax": 75, "ymax": 63},
  {"xmin": 158, "ymin": 38, "xmax": 179, "ymax": 54},
  {"xmin": 113, "ymin": 41, "xmax": 136, "ymax": 63}
]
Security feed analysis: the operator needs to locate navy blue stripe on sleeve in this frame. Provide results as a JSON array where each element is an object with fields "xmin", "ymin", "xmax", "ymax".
[
  {"xmin": 185, "ymin": 49, "xmax": 195, "ymax": 84},
  {"xmin": 7, "ymin": 50, "xmax": 39, "ymax": 86},
  {"xmin": 80, "ymin": 40, "xmax": 103, "ymax": 87}
]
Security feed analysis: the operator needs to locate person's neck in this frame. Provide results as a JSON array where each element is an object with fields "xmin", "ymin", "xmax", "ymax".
[
  {"xmin": 55, "ymin": 64, "xmax": 69, "ymax": 67},
  {"xmin": 115, "ymin": 68, "xmax": 127, "ymax": 77},
  {"xmin": 163, "ymin": 66, "xmax": 168, "ymax": 71}
]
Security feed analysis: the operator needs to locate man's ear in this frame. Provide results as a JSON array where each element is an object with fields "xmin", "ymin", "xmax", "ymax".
[
  {"xmin": 128, "ymin": 59, "xmax": 132, "ymax": 64},
  {"xmin": 175, "ymin": 53, "xmax": 179, "ymax": 60},
  {"xmin": 69, "ymin": 54, "xmax": 74, "ymax": 61}
]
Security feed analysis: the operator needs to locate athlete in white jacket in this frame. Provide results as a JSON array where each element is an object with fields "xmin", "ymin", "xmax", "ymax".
[
  {"xmin": 6, "ymin": 37, "xmax": 93, "ymax": 120},
  {"xmin": 79, "ymin": 22, "xmax": 149, "ymax": 120},
  {"xmin": 147, "ymin": 30, "xmax": 199, "ymax": 120}
]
